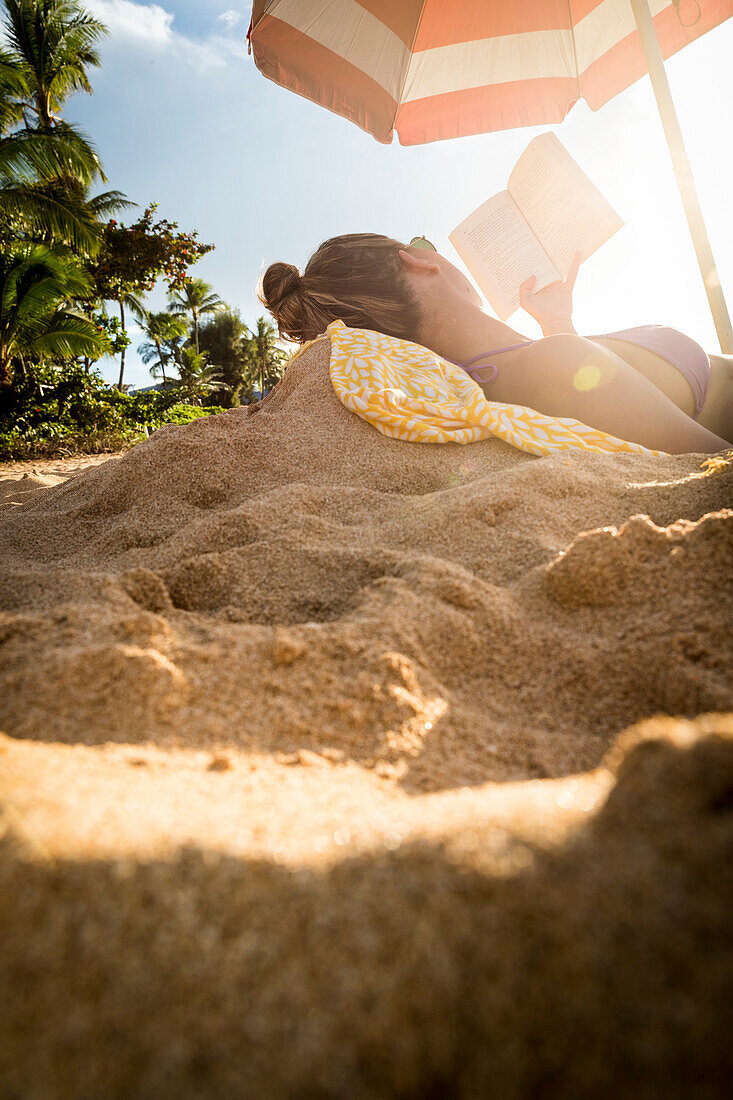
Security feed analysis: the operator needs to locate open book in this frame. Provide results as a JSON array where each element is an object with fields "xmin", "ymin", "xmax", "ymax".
[{"xmin": 449, "ymin": 132, "xmax": 624, "ymax": 321}]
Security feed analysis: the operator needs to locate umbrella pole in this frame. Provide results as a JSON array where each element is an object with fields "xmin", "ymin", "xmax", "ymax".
[{"xmin": 629, "ymin": 0, "xmax": 733, "ymax": 353}]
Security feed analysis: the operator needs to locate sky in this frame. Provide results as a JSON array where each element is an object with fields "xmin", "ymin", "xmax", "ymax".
[{"xmin": 63, "ymin": 1, "xmax": 733, "ymax": 390}]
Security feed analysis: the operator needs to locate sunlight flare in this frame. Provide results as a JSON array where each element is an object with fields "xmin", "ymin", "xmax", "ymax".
[{"xmin": 573, "ymin": 363, "xmax": 603, "ymax": 391}]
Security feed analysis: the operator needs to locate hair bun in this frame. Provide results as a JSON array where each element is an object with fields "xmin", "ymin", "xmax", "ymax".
[{"xmin": 261, "ymin": 262, "xmax": 302, "ymax": 312}]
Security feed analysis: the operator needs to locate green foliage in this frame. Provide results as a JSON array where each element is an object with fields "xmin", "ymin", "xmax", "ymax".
[
  {"xmin": 1, "ymin": 0, "xmax": 110, "ymax": 250},
  {"xmin": 0, "ymin": 125, "xmax": 122, "ymax": 253},
  {"xmin": 0, "ymin": 422, "xmax": 138, "ymax": 459},
  {"xmin": 168, "ymin": 276, "xmax": 222, "ymax": 353},
  {"xmin": 0, "ymin": 0, "xmax": 268, "ymax": 457},
  {"xmin": 0, "ymin": 241, "xmax": 109, "ymax": 383},
  {"xmin": 138, "ymin": 308, "xmax": 187, "ymax": 384},
  {"xmin": 161, "ymin": 401, "xmax": 225, "ymax": 425},
  {"xmin": 3, "ymin": 0, "xmax": 107, "ymax": 128},
  {"xmin": 195, "ymin": 314, "xmax": 290, "ymax": 406},
  {"xmin": 0, "ymin": 357, "xmax": 125, "ymax": 457},
  {"xmin": 92, "ymin": 309, "xmax": 129, "ymax": 356},
  {"xmin": 175, "ymin": 345, "xmax": 228, "ymax": 406},
  {"xmin": 0, "ymin": 45, "xmax": 27, "ymax": 134},
  {"xmin": 197, "ymin": 307, "xmax": 248, "ymax": 406},
  {"xmin": 0, "ymin": 356, "xmax": 224, "ymax": 458},
  {"xmin": 242, "ymin": 316, "xmax": 289, "ymax": 397},
  {"xmin": 89, "ymin": 206, "xmax": 215, "ymax": 388}
]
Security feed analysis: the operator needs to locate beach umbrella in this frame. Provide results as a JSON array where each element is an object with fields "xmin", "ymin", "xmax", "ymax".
[{"xmin": 248, "ymin": 0, "xmax": 732, "ymax": 352}]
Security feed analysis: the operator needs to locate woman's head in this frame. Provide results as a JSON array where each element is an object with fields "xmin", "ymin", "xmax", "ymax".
[{"xmin": 259, "ymin": 233, "xmax": 422, "ymax": 345}]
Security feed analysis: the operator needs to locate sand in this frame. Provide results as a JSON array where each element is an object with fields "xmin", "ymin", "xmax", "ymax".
[{"xmin": 1, "ymin": 337, "xmax": 732, "ymax": 1097}]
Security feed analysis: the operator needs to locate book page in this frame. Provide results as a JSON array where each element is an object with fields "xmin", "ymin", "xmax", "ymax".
[
  {"xmin": 449, "ymin": 191, "xmax": 559, "ymax": 321},
  {"xmin": 508, "ymin": 132, "xmax": 624, "ymax": 276}
]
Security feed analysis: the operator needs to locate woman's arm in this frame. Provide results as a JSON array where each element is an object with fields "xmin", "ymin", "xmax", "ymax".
[{"xmin": 520, "ymin": 253, "xmax": 581, "ymax": 336}]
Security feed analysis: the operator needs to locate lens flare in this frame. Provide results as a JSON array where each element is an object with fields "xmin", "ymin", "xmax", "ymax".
[{"xmin": 573, "ymin": 363, "xmax": 603, "ymax": 391}]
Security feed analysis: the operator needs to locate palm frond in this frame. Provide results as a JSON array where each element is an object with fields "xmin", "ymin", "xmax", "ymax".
[
  {"xmin": 0, "ymin": 47, "xmax": 28, "ymax": 134},
  {"xmin": 44, "ymin": 119, "xmax": 105, "ymax": 182},
  {"xmin": 85, "ymin": 189, "xmax": 133, "ymax": 218},
  {"xmin": 124, "ymin": 292, "xmax": 148, "ymax": 322},
  {"xmin": 0, "ymin": 242, "xmax": 102, "ymax": 367},
  {"xmin": 0, "ymin": 124, "xmax": 103, "ymax": 185},
  {"xmin": 168, "ymin": 278, "xmax": 223, "ymax": 315},
  {"xmin": 0, "ymin": 183, "xmax": 102, "ymax": 252},
  {"xmin": 27, "ymin": 309, "xmax": 108, "ymax": 359},
  {"xmin": 139, "ymin": 341, "xmax": 163, "ymax": 367},
  {"xmin": 3, "ymin": 0, "xmax": 108, "ymax": 133}
]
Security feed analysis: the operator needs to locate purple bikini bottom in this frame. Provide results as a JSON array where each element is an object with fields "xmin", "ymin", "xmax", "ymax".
[{"xmin": 460, "ymin": 325, "xmax": 711, "ymax": 417}]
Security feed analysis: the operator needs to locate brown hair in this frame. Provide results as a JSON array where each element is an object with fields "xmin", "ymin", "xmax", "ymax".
[{"xmin": 258, "ymin": 233, "xmax": 422, "ymax": 344}]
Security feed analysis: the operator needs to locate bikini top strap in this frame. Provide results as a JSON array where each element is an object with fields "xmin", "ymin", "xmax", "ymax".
[
  {"xmin": 454, "ymin": 340, "xmax": 535, "ymax": 385},
  {"xmin": 461, "ymin": 341, "xmax": 535, "ymax": 367},
  {"xmin": 463, "ymin": 363, "xmax": 498, "ymax": 384}
]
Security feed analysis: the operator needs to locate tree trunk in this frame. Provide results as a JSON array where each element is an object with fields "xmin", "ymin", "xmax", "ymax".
[
  {"xmin": 194, "ymin": 312, "xmax": 199, "ymax": 354},
  {"xmin": 117, "ymin": 300, "xmax": 127, "ymax": 390},
  {"xmin": 155, "ymin": 339, "xmax": 166, "ymax": 387},
  {"xmin": 0, "ymin": 352, "xmax": 11, "ymax": 388}
]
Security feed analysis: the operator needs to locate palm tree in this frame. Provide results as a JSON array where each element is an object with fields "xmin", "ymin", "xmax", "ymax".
[
  {"xmin": 0, "ymin": 242, "xmax": 108, "ymax": 384},
  {"xmin": 176, "ymin": 346, "xmax": 228, "ymax": 406},
  {"xmin": 168, "ymin": 277, "xmax": 222, "ymax": 353},
  {"xmin": 114, "ymin": 287, "xmax": 145, "ymax": 390},
  {"xmin": 0, "ymin": 45, "xmax": 26, "ymax": 134},
  {"xmin": 138, "ymin": 310, "xmax": 187, "ymax": 388},
  {"xmin": 2, "ymin": 46, "xmax": 98, "ymax": 245},
  {"xmin": 0, "ymin": 126, "xmax": 112, "ymax": 249},
  {"xmin": 242, "ymin": 316, "xmax": 288, "ymax": 398},
  {"xmin": 3, "ymin": 0, "xmax": 106, "ymax": 130},
  {"xmin": 0, "ymin": 1, "xmax": 109, "ymax": 250}
]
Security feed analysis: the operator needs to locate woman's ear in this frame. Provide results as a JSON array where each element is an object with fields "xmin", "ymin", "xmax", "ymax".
[{"xmin": 398, "ymin": 249, "xmax": 441, "ymax": 276}]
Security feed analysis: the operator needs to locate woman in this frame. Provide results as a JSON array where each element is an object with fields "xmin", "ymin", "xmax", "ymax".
[{"xmin": 260, "ymin": 234, "xmax": 732, "ymax": 454}]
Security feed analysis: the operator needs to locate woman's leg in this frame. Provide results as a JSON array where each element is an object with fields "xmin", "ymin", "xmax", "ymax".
[
  {"xmin": 482, "ymin": 334, "xmax": 730, "ymax": 454},
  {"xmin": 697, "ymin": 355, "xmax": 733, "ymax": 442},
  {"xmin": 590, "ymin": 338, "xmax": 733, "ymax": 442},
  {"xmin": 591, "ymin": 337, "xmax": 697, "ymax": 415}
]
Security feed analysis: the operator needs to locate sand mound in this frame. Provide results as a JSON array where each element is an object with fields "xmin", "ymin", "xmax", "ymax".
[{"xmin": 1, "ymin": 339, "xmax": 732, "ymax": 1095}]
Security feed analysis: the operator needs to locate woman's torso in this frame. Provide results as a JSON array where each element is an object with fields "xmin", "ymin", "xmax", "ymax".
[{"xmin": 468, "ymin": 327, "xmax": 703, "ymax": 419}]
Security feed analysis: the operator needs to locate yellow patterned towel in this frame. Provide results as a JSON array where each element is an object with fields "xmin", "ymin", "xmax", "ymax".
[{"xmin": 319, "ymin": 320, "xmax": 662, "ymax": 457}]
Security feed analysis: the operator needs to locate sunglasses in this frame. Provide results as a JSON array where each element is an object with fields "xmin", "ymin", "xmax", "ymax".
[{"xmin": 409, "ymin": 235, "xmax": 437, "ymax": 252}]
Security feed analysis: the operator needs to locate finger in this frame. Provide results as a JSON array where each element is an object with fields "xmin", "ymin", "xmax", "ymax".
[
  {"xmin": 519, "ymin": 275, "xmax": 536, "ymax": 297},
  {"xmin": 566, "ymin": 251, "xmax": 582, "ymax": 289},
  {"xmin": 519, "ymin": 284, "xmax": 534, "ymax": 309}
]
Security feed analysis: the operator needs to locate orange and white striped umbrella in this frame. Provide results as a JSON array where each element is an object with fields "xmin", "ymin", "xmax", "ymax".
[{"xmin": 247, "ymin": 0, "xmax": 731, "ymax": 145}]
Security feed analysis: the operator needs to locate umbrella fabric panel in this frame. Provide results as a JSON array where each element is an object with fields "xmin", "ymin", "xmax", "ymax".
[
  {"xmin": 395, "ymin": 78, "xmax": 581, "ymax": 144},
  {"xmin": 249, "ymin": 0, "xmax": 421, "ymax": 143},
  {"xmin": 398, "ymin": 0, "xmax": 732, "ymax": 143},
  {"xmin": 398, "ymin": 11, "xmax": 581, "ymax": 143},
  {"xmin": 412, "ymin": 0, "xmax": 583, "ymax": 47},
  {"xmin": 579, "ymin": 0, "xmax": 733, "ymax": 109},
  {"xmin": 251, "ymin": 11, "xmax": 401, "ymax": 143},
  {"xmin": 249, "ymin": 0, "xmax": 732, "ymax": 144}
]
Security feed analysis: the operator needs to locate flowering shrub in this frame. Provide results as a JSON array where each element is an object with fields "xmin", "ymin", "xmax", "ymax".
[{"xmin": 92, "ymin": 205, "xmax": 215, "ymax": 300}]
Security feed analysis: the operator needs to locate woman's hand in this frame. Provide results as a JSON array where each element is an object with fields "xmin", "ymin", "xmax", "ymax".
[{"xmin": 520, "ymin": 251, "xmax": 582, "ymax": 336}]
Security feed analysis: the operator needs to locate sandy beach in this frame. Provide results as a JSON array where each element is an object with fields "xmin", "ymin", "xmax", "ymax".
[{"xmin": 1, "ymin": 338, "xmax": 732, "ymax": 1097}]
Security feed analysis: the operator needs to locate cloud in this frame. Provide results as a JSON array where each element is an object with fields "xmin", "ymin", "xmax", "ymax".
[
  {"xmin": 217, "ymin": 9, "xmax": 241, "ymax": 30},
  {"xmin": 85, "ymin": 0, "xmax": 243, "ymax": 68},
  {"xmin": 86, "ymin": 0, "xmax": 174, "ymax": 45}
]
